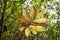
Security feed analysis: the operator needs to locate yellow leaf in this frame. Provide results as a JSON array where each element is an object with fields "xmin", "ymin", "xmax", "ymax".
[
  {"xmin": 32, "ymin": 30, "xmax": 37, "ymax": 35},
  {"xmin": 19, "ymin": 27, "xmax": 25, "ymax": 32},
  {"xmin": 36, "ymin": 26, "xmax": 45, "ymax": 32},
  {"xmin": 36, "ymin": 8, "xmax": 48, "ymax": 18},
  {"xmin": 34, "ymin": 18, "xmax": 49, "ymax": 23},
  {"xmin": 25, "ymin": 28, "xmax": 30, "ymax": 37},
  {"xmin": 29, "ymin": 25, "xmax": 35, "ymax": 27},
  {"xmin": 29, "ymin": 25, "xmax": 36, "ymax": 30},
  {"xmin": 29, "ymin": 25, "xmax": 37, "ymax": 35}
]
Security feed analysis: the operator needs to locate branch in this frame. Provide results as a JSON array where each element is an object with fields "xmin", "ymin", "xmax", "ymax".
[{"xmin": 0, "ymin": 0, "xmax": 7, "ymax": 39}]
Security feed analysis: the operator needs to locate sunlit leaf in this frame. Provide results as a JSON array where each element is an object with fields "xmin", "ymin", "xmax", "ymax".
[
  {"xmin": 29, "ymin": 25, "xmax": 36, "ymax": 30},
  {"xmin": 19, "ymin": 27, "xmax": 25, "ymax": 32},
  {"xmin": 36, "ymin": 26, "xmax": 45, "ymax": 32},
  {"xmin": 25, "ymin": 28, "xmax": 30, "ymax": 37},
  {"xmin": 6, "ymin": 7, "xmax": 11, "ymax": 12},
  {"xmin": 34, "ymin": 18, "xmax": 49, "ymax": 23},
  {"xmin": 32, "ymin": 30, "xmax": 37, "ymax": 35}
]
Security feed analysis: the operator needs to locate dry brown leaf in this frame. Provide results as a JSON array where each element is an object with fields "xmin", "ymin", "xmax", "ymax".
[
  {"xmin": 30, "ymin": 6, "xmax": 36, "ymax": 19},
  {"xmin": 22, "ymin": 9, "xmax": 30, "ymax": 22}
]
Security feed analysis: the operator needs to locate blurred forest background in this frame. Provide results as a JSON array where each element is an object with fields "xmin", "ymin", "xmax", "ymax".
[{"xmin": 0, "ymin": 0, "xmax": 60, "ymax": 40}]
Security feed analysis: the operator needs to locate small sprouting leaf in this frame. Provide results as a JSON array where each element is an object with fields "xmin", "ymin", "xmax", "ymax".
[
  {"xmin": 19, "ymin": 27, "xmax": 25, "ymax": 32},
  {"xmin": 6, "ymin": 7, "xmax": 11, "ymax": 12},
  {"xmin": 32, "ymin": 30, "xmax": 37, "ymax": 35},
  {"xmin": 36, "ymin": 26, "xmax": 45, "ymax": 32}
]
